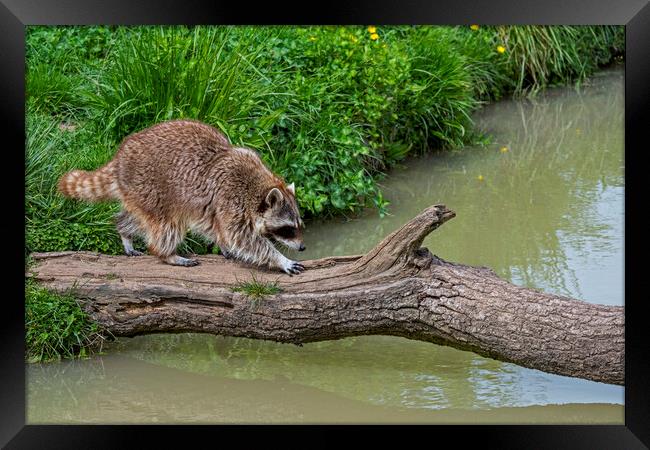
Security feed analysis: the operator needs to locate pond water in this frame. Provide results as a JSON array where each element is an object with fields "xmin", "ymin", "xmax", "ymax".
[{"xmin": 27, "ymin": 67, "xmax": 625, "ymax": 424}]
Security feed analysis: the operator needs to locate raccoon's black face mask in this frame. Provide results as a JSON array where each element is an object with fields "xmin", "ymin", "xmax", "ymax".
[
  {"xmin": 260, "ymin": 186, "xmax": 305, "ymax": 251},
  {"xmin": 266, "ymin": 222, "xmax": 305, "ymax": 251},
  {"xmin": 273, "ymin": 225, "xmax": 298, "ymax": 239}
]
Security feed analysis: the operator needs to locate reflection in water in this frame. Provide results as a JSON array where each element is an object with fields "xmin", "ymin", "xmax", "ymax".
[
  {"xmin": 28, "ymin": 68, "xmax": 624, "ymax": 423},
  {"xmin": 27, "ymin": 356, "xmax": 622, "ymax": 424}
]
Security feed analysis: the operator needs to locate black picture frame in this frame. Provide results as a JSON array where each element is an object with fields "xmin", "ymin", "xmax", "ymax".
[{"xmin": 3, "ymin": 0, "xmax": 648, "ymax": 447}]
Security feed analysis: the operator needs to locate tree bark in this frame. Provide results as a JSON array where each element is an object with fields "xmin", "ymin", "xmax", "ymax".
[{"xmin": 28, "ymin": 204, "xmax": 624, "ymax": 385}]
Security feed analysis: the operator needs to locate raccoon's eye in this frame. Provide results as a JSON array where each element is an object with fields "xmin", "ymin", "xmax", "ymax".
[{"xmin": 273, "ymin": 225, "xmax": 297, "ymax": 239}]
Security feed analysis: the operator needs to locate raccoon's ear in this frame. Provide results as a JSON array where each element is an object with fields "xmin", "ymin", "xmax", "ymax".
[
  {"xmin": 265, "ymin": 187, "xmax": 283, "ymax": 208},
  {"xmin": 287, "ymin": 182, "xmax": 295, "ymax": 195}
]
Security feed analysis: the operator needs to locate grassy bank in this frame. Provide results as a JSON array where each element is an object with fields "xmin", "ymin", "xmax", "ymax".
[
  {"xmin": 25, "ymin": 25, "xmax": 623, "ymax": 361},
  {"xmin": 25, "ymin": 277, "xmax": 107, "ymax": 363}
]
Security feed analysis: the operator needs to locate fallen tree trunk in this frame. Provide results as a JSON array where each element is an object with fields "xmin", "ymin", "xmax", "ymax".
[{"xmin": 28, "ymin": 204, "xmax": 624, "ymax": 385}]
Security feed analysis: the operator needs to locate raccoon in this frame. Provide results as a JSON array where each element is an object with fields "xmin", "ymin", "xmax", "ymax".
[{"xmin": 57, "ymin": 119, "xmax": 306, "ymax": 275}]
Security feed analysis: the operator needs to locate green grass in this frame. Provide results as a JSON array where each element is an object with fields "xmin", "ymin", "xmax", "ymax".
[
  {"xmin": 85, "ymin": 27, "xmax": 280, "ymax": 142},
  {"xmin": 496, "ymin": 25, "xmax": 624, "ymax": 96},
  {"xmin": 25, "ymin": 278, "xmax": 108, "ymax": 363},
  {"xmin": 231, "ymin": 276, "xmax": 282, "ymax": 299},
  {"xmin": 25, "ymin": 113, "xmax": 124, "ymax": 254}
]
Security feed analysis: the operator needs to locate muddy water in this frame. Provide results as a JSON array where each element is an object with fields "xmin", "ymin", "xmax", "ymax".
[{"xmin": 27, "ymin": 67, "xmax": 625, "ymax": 424}]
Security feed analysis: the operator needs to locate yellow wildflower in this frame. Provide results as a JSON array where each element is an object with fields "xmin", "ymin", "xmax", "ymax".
[
  {"xmin": 368, "ymin": 26, "xmax": 377, "ymax": 34},
  {"xmin": 477, "ymin": 175, "xmax": 484, "ymax": 181},
  {"xmin": 500, "ymin": 146, "xmax": 509, "ymax": 153},
  {"xmin": 497, "ymin": 45, "xmax": 506, "ymax": 53},
  {"xmin": 370, "ymin": 33, "xmax": 379, "ymax": 41},
  {"xmin": 470, "ymin": 25, "xmax": 479, "ymax": 30},
  {"xmin": 309, "ymin": 36, "xmax": 317, "ymax": 41}
]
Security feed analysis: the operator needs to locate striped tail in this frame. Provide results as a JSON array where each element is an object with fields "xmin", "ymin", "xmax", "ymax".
[{"xmin": 57, "ymin": 161, "xmax": 119, "ymax": 202}]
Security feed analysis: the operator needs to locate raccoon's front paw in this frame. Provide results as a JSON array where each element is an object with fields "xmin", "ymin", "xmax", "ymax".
[
  {"xmin": 125, "ymin": 249, "xmax": 144, "ymax": 256},
  {"xmin": 282, "ymin": 260, "xmax": 305, "ymax": 275}
]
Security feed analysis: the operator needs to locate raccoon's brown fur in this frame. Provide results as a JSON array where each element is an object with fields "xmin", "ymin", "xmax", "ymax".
[{"xmin": 58, "ymin": 119, "xmax": 306, "ymax": 274}]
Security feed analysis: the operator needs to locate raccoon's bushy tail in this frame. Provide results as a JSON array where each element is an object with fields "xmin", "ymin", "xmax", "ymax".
[{"xmin": 57, "ymin": 161, "xmax": 119, "ymax": 202}]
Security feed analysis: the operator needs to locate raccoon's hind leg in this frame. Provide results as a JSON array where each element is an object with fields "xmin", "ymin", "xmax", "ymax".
[
  {"xmin": 115, "ymin": 209, "xmax": 144, "ymax": 256},
  {"xmin": 144, "ymin": 219, "xmax": 199, "ymax": 267}
]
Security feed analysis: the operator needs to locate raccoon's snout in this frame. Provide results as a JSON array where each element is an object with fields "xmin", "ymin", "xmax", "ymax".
[{"xmin": 281, "ymin": 238, "xmax": 304, "ymax": 251}]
